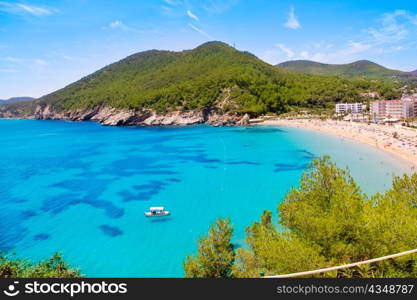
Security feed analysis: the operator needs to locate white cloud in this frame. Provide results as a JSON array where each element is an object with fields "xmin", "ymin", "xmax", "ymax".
[
  {"xmin": 263, "ymin": 40, "xmax": 375, "ymax": 65},
  {"xmin": 284, "ymin": 7, "xmax": 300, "ymax": 30},
  {"xmin": 260, "ymin": 49, "xmax": 280, "ymax": 64},
  {"xmin": 201, "ymin": 0, "xmax": 238, "ymax": 14},
  {"xmin": 102, "ymin": 20, "xmax": 131, "ymax": 31},
  {"xmin": 0, "ymin": 2, "xmax": 56, "ymax": 16},
  {"xmin": 274, "ymin": 9, "xmax": 417, "ymax": 65},
  {"xmin": 161, "ymin": 5, "xmax": 173, "ymax": 14},
  {"xmin": 5, "ymin": 56, "xmax": 22, "ymax": 62},
  {"xmin": 163, "ymin": 0, "xmax": 237, "ymax": 15},
  {"xmin": 299, "ymin": 51, "xmax": 310, "ymax": 59},
  {"xmin": 110, "ymin": 20, "xmax": 125, "ymax": 29},
  {"xmin": 360, "ymin": 10, "xmax": 417, "ymax": 54},
  {"xmin": 276, "ymin": 44, "xmax": 295, "ymax": 58},
  {"xmin": 392, "ymin": 45, "xmax": 406, "ymax": 51},
  {"xmin": 163, "ymin": 0, "xmax": 182, "ymax": 5},
  {"xmin": 33, "ymin": 59, "xmax": 47, "ymax": 66},
  {"xmin": 410, "ymin": 14, "xmax": 417, "ymax": 25},
  {"xmin": 160, "ymin": 0, "xmax": 183, "ymax": 15},
  {"xmin": 188, "ymin": 23, "xmax": 212, "ymax": 39},
  {"xmin": 352, "ymin": 10, "xmax": 417, "ymax": 56},
  {"xmin": 346, "ymin": 41, "xmax": 372, "ymax": 53},
  {"xmin": 367, "ymin": 11, "xmax": 409, "ymax": 45},
  {"xmin": 187, "ymin": 10, "xmax": 199, "ymax": 21},
  {"xmin": 0, "ymin": 68, "xmax": 17, "ymax": 73},
  {"xmin": 295, "ymin": 41, "xmax": 372, "ymax": 63},
  {"xmin": 160, "ymin": 0, "xmax": 184, "ymax": 16},
  {"xmin": 110, "ymin": 20, "xmax": 122, "ymax": 28},
  {"xmin": 310, "ymin": 42, "xmax": 333, "ymax": 50},
  {"xmin": 15, "ymin": 3, "xmax": 54, "ymax": 15}
]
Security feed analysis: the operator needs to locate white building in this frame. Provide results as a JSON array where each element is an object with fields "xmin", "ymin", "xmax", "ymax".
[
  {"xmin": 335, "ymin": 103, "xmax": 364, "ymax": 114},
  {"xmin": 401, "ymin": 93, "xmax": 417, "ymax": 101}
]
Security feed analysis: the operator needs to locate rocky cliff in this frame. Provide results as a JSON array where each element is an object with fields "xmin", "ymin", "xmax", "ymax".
[{"xmin": 28, "ymin": 104, "xmax": 250, "ymax": 127}]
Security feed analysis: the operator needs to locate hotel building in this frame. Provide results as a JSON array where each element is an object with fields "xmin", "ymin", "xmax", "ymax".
[
  {"xmin": 335, "ymin": 103, "xmax": 364, "ymax": 114},
  {"xmin": 371, "ymin": 100, "xmax": 416, "ymax": 120}
]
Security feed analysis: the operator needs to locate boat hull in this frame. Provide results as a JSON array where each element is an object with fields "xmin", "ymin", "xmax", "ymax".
[{"xmin": 144, "ymin": 211, "xmax": 170, "ymax": 217}]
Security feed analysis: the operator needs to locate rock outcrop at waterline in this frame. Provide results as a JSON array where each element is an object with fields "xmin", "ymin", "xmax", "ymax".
[{"xmin": 27, "ymin": 104, "xmax": 250, "ymax": 126}]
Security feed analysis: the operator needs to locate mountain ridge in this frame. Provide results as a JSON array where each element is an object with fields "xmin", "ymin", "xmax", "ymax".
[
  {"xmin": 277, "ymin": 59, "xmax": 415, "ymax": 80},
  {"xmin": 0, "ymin": 97, "xmax": 35, "ymax": 104},
  {"xmin": 0, "ymin": 42, "xmax": 400, "ymax": 126}
]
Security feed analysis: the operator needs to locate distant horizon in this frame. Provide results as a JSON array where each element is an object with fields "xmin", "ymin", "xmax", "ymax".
[
  {"xmin": 1, "ymin": 0, "xmax": 417, "ymax": 98},
  {"xmin": 0, "ymin": 96, "xmax": 35, "ymax": 100}
]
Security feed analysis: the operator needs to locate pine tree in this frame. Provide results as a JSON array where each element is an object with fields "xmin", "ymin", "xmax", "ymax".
[{"xmin": 184, "ymin": 218, "xmax": 235, "ymax": 278}]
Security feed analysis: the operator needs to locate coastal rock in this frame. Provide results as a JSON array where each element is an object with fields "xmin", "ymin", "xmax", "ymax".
[
  {"xmin": 23, "ymin": 104, "xmax": 248, "ymax": 127},
  {"xmin": 34, "ymin": 104, "xmax": 69, "ymax": 120},
  {"xmin": 207, "ymin": 112, "xmax": 241, "ymax": 126},
  {"xmin": 91, "ymin": 107, "xmax": 136, "ymax": 126},
  {"xmin": 236, "ymin": 114, "xmax": 250, "ymax": 126},
  {"xmin": 34, "ymin": 104, "xmax": 52, "ymax": 119},
  {"xmin": 0, "ymin": 110, "xmax": 19, "ymax": 118},
  {"xmin": 142, "ymin": 110, "xmax": 205, "ymax": 126}
]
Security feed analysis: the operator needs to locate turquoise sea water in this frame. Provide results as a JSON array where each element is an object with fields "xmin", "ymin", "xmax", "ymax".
[{"xmin": 0, "ymin": 120, "xmax": 412, "ymax": 277}]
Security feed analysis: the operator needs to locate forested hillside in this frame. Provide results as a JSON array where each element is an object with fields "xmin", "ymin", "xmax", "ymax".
[
  {"xmin": 277, "ymin": 59, "xmax": 416, "ymax": 81},
  {"xmin": 0, "ymin": 97, "xmax": 35, "ymax": 104},
  {"xmin": 36, "ymin": 42, "xmax": 399, "ymax": 116}
]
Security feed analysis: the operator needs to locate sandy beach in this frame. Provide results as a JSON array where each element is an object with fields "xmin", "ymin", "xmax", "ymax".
[{"xmin": 257, "ymin": 119, "xmax": 417, "ymax": 170}]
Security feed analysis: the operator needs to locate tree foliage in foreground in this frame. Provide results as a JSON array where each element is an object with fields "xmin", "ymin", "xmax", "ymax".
[
  {"xmin": 186, "ymin": 156, "xmax": 417, "ymax": 278},
  {"xmin": 184, "ymin": 218, "xmax": 235, "ymax": 278},
  {"xmin": 0, "ymin": 253, "xmax": 81, "ymax": 278}
]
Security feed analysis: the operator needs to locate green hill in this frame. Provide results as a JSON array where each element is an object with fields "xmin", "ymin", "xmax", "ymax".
[
  {"xmin": 2, "ymin": 42, "xmax": 401, "ymax": 121},
  {"xmin": 277, "ymin": 60, "xmax": 415, "ymax": 80},
  {"xmin": 0, "ymin": 97, "xmax": 35, "ymax": 104}
]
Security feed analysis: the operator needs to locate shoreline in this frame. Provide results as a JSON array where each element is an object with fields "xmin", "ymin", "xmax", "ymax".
[
  {"xmin": 10, "ymin": 105, "xmax": 250, "ymax": 127},
  {"xmin": 256, "ymin": 119, "xmax": 417, "ymax": 170},
  {"xmin": 2, "ymin": 115, "xmax": 417, "ymax": 170}
]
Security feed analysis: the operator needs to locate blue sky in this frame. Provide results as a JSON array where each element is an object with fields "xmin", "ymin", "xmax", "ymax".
[{"xmin": 1, "ymin": 0, "xmax": 417, "ymax": 98}]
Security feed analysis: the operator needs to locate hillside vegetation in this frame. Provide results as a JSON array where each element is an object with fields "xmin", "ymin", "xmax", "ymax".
[
  {"xmin": 278, "ymin": 60, "xmax": 417, "ymax": 83},
  {"xmin": 185, "ymin": 156, "xmax": 417, "ymax": 278},
  {"xmin": 37, "ymin": 42, "xmax": 399, "ymax": 116},
  {"xmin": 0, "ymin": 253, "xmax": 80, "ymax": 278},
  {"xmin": 0, "ymin": 97, "xmax": 35, "ymax": 104}
]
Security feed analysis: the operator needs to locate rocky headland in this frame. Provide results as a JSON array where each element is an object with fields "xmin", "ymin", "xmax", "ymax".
[{"xmin": 0, "ymin": 103, "xmax": 250, "ymax": 127}]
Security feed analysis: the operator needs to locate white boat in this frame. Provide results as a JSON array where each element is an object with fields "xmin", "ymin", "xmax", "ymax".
[{"xmin": 145, "ymin": 206, "xmax": 170, "ymax": 217}]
